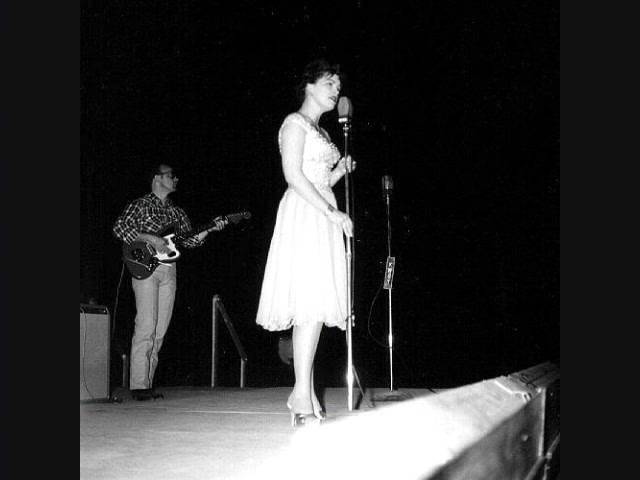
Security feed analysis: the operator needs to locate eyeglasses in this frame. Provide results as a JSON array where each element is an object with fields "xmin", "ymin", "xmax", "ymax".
[{"xmin": 158, "ymin": 171, "xmax": 177, "ymax": 179}]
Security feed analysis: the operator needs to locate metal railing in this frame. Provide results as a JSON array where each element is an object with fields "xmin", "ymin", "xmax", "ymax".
[{"xmin": 211, "ymin": 294, "xmax": 248, "ymax": 388}]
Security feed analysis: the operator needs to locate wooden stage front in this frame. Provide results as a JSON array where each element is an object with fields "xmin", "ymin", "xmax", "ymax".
[{"xmin": 80, "ymin": 366, "xmax": 559, "ymax": 480}]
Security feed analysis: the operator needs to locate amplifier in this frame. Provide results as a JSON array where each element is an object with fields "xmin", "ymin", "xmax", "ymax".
[{"xmin": 80, "ymin": 304, "xmax": 110, "ymax": 401}]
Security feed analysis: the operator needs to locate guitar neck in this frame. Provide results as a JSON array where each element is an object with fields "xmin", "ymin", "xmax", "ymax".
[
  {"xmin": 171, "ymin": 212, "xmax": 250, "ymax": 244},
  {"xmin": 172, "ymin": 218, "xmax": 227, "ymax": 244}
]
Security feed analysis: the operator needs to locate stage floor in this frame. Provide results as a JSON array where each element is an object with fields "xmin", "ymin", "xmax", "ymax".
[{"xmin": 80, "ymin": 386, "xmax": 436, "ymax": 480}]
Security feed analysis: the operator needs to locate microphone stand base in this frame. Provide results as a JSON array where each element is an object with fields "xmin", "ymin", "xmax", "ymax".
[{"xmin": 371, "ymin": 389, "xmax": 413, "ymax": 405}]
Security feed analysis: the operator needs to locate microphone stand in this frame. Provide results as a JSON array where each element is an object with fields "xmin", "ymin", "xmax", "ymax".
[
  {"xmin": 340, "ymin": 117, "xmax": 366, "ymax": 411},
  {"xmin": 371, "ymin": 178, "xmax": 412, "ymax": 404}
]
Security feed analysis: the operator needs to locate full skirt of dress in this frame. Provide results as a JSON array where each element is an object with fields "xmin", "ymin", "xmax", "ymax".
[{"xmin": 256, "ymin": 187, "xmax": 347, "ymax": 331}]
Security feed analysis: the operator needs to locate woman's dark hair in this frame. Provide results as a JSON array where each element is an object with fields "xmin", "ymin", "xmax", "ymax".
[{"xmin": 295, "ymin": 59, "xmax": 344, "ymax": 103}]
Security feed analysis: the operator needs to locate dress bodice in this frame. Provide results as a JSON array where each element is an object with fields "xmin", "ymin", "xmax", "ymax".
[{"xmin": 278, "ymin": 113, "xmax": 341, "ymax": 190}]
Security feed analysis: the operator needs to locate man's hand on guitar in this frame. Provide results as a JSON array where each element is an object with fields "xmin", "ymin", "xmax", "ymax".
[
  {"xmin": 194, "ymin": 231, "xmax": 209, "ymax": 242},
  {"xmin": 137, "ymin": 233, "xmax": 171, "ymax": 254},
  {"xmin": 209, "ymin": 217, "xmax": 226, "ymax": 232},
  {"xmin": 150, "ymin": 236, "xmax": 172, "ymax": 254},
  {"xmin": 191, "ymin": 217, "xmax": 225, "ymax": 242}
]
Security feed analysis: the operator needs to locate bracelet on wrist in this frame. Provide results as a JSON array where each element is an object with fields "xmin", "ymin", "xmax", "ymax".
[{"xmin": 326, "ymin": 203, "xmax": 336, "ymax": 216}]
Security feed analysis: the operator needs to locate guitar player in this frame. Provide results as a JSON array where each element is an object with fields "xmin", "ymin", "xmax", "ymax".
[{"xmin": 112, "ymin": 163, "xmax": 224, "ymax": 401}]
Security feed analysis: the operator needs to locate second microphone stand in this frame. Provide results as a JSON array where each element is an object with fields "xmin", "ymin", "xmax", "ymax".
[{"xmin": 372, "ymin": 177, "xmax": 412, "ymax": 404}]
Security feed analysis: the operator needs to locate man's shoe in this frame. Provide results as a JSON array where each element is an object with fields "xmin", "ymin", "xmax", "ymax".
[
  {"xmin": 150, "ymin": 390, "xmax": 164, "ymax": 400},
  {"xmin": 131, "ymin": 389, "xmax": 153, "ymax": 401}
]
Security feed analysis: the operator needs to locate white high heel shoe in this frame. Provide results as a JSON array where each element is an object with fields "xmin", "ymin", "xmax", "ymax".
[
  {"xmin": 286, "ymin": 401, "xmax": 319, "ymax": 427},
  {"xmin": 311, "ymin": 397, "xmax": 326, "ymax": 421}
]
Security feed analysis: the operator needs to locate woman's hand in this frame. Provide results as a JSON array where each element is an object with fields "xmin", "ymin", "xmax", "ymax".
[
  {"xmin": 327, "ymin": 209, "xmax": 353, "ymax": 237},
  {"xmin": 330, "ymin": 155, "xmax": 357, "ymax": 187},
  {"xmin": 337, "ymin": 155, "xmax": 357, "ymax": 174},
  {"xmin": 345, "ymin": 155, "xmax": 356, "ymax": 173}
]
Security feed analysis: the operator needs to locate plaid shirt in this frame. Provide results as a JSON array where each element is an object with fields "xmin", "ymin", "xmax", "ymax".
[{"xmin": 113, "ymin": 193, "xmax": 203, "ymax": 248}]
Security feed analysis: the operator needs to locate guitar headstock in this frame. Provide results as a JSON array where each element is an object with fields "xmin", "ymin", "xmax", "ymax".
[
  {"xmin": 200, "ymin": 211, "xmax": 252, "ymax": 234},
  {"xmin": 225, "ymin": 211, "xmax": 252, "ymax": 224}
]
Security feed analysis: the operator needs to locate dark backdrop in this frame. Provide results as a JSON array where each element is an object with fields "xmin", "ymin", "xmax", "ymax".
[{"xmin": 80, "ymin": 1, "xmax": 559, "ymax": 390}]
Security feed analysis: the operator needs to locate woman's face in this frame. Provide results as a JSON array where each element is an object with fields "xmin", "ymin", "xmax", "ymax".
[{"xmin": 307, "ymin": 73, "xmax": 341, "ymax": 111}]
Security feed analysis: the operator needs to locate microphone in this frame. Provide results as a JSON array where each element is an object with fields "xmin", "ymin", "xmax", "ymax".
[
  {"xmin": 382, "ymin": 174, "xmax": 393, "ymax": 199},
  {"xmin": 337, "ymin": 96, "xmax": 353, "ymax": 124}
]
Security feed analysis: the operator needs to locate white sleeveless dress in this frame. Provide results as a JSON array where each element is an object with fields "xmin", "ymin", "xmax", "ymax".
[{"xmin": 256, "ymin": 112, "xmax": 348, "ymax": 331}]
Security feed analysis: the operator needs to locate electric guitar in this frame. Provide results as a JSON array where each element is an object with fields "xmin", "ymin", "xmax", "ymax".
[{"xmin": 122, "ymin": 211, "xmax": 251, "ymax": 279}]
